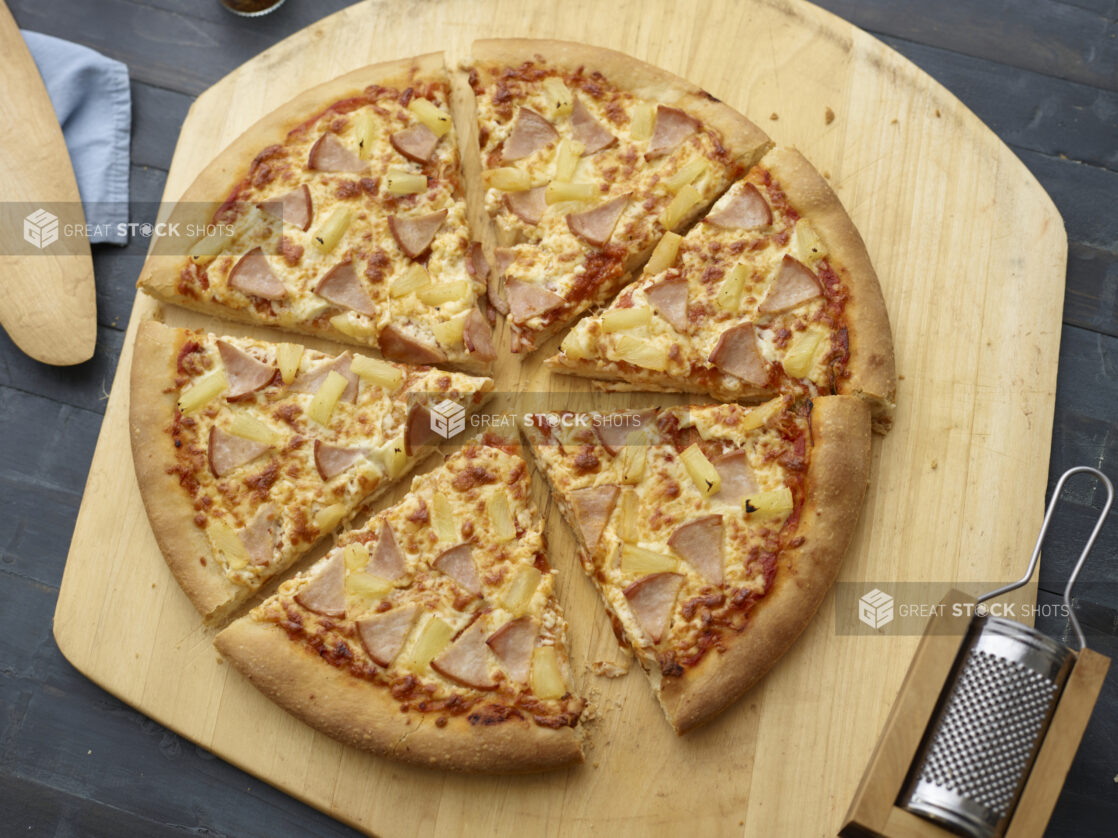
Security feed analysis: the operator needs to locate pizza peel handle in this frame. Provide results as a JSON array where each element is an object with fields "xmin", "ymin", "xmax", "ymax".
[
  {"xmin": 0, "ymin": 0, "xmax": 96, "ymax": 365},
  {"xmin": 898, "ymin": 467, "xmax": 1114, "ymax": 838}
]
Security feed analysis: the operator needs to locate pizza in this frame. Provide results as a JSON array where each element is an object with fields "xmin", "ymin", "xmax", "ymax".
[
  {"xmin": 548, "ymin": 147, "xmax": 896, "ymax": 428},
  {"xmin": 129, "ymin": 321, "xmax": 493, "ymax": 622},
  {"xmin": 214, "ymin": 435, "xmax": 584, "ymax": 771},
  {"xmin": 137, "ymin": 53, "xmax": 497, "ymax": 374},
  {"xmin": 521, "ymin": 395, "xmax": 870, "ymax": 731},
  {"xmin": 463, "ymin": 39, "xmax": 772, "ymax": 352},
  {"xmin": 126, "ymin": 38, "xmax": 895, "ymax": 772}
]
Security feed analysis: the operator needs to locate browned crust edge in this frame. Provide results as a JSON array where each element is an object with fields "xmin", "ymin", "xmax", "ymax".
[
  {"xmin": 133, "ymin": 53, "xmax": 502, "ymax": 372},
  {"xmin": 760, "ymin": 147, "xmax": 897, "ymax": 426},
  {"xmin": 129, "ymin": 319, "xmax": 243, "ymax": 622},
  {"xmin": 214, "ymin": 615, "xmax": 583, "ymax": 773},
  {"xmin": 467, "ymin": 39, "xmax": 773, "ymax": 353},
  {"xmin": 544, "ymin": 357, "xmax": 773, "ymax": 403},
  {"xmin": 657, "ymin": 394, "xmax": 872, "ymax": 732},
  {"xmin": 470, "ymin": 38, "xmax": 772, "ymax": 166}
]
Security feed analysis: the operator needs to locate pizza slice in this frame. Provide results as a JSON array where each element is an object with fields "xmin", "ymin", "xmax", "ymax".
[
  {"xmin": 129, "ymin": 321, "xmax": 493, "ymax": 622},
  {"xmin": 462, "ymin": 39, "xmax": 771, "ymax": 352},
  {"xmin": 138, "ymin": 53, "xmax": 496, "ymax": 373},
  {"xmin": 521, "ymin": 395, "xmax": 870, "ymax": 732},
  {"xmin": 215, "ymin": 435, "xmax": 584, "ymax": 772},
  {"xmin": 548, "ymin": 147, "xmax": 896, "ymax": 429}
]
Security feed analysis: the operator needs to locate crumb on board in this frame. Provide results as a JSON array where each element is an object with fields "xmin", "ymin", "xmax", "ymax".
[
  {"xmin": 825, "ymin": 106, "xmax": 835, "ymax": 125},
  {"xmin": 822, "ymin": 170, "xmax": 832, "ymax": 180},
  {"xmin": 931, "ymin": 459, "xmax": 938, "ymax": 470},
  {"xmin": 769, "ymin": 112, "xmax": 779, "ymax": 121},
  {"xmin": 890, "ymin": 118, "xmax": 899, "ymax": 125},
  {"xmin": 591, "ymin": 659, "xmax": 629, "ymax": 678},
  {"xmin": 935, "ymin": 108, "xmax": 941, "ymax": 118}
]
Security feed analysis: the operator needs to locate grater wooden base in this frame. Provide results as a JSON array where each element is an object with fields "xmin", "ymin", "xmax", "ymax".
[{"xmin": 841, "ymin": 590, "xmax": 1110, "ymax": 838}]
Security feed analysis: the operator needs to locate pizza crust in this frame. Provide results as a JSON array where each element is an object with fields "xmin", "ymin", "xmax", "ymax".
[
  {"xmin": 656, "ymin": 394, "xmax": 872, "ymax": 732},
  {"xmin": 470, "ymin": 39, "xmax": 771, "ymax": 167},
  {"xmin": 759, "ymin": 147, "xmax": 897, "ymax": 428},
  {"xmin": 214, "ymin": 616, "xmax": 584, "ymax": 772},
  {"xmin": 130, "ymin": 319, "xmax": 244, "ymax": 622}
]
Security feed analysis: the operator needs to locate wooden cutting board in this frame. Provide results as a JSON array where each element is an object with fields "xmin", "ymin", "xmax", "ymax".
[
  {"xmin": 0, "ymin": 0, "xmax": 96, "ymax": 365},
  {"xmin": 54, "ymin": 0, "xmax": 1067, "ymax": 835}
]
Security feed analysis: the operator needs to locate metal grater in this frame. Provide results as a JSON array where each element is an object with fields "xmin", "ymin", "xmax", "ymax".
[{"xmin": 899, "ymin": 467, "xmax": 1114, "ymax": 838}]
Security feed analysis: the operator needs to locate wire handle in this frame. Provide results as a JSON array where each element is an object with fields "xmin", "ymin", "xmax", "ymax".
[{"xmin": 977, "ymin": 466, "xmax": 1114, "ymax": 650}]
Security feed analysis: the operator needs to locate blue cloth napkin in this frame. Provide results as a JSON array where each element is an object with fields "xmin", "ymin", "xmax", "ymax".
[{"xmin": 22, "ymin": 31, "xmax": 131, "ymax": 245}]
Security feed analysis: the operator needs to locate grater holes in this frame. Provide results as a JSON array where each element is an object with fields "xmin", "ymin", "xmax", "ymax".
[{"xmin": 914, "ymin": 649, "xmax": 1059, "ymax": 816}]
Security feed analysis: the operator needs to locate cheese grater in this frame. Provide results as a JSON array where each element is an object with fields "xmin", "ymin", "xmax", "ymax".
[{"xmin": 898, "ymin": 466, "xmax": 1114, "ymax": 838}]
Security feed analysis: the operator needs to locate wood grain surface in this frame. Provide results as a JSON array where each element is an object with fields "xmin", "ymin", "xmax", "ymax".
[
  {"xmin": 49, "ymin": 1, "xmax": 1068, "ymax": 834},
  {"xmin": 0, "ymin": 0, "xmax": 1106, "ymax": 835},
  {"xmin": 0, "ymin": 0, "xmax": 96, "ymax": 365}
]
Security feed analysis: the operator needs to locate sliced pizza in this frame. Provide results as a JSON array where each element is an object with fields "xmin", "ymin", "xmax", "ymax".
[
  {"xmin": 138, "ymin": 53, "xmax": 496, "ymax": 373},
  {"xmin": 462, "ymin": 39, "xmax": 771, "ymax": 352},
  {"xmin": 521, "ymin": 395, "xmax": 870, "ymax": 732},
  {"xmin": 548, "ymin": 147, "xmax": 896, "ymax": 428},
  {"xmin": 129, "ymin": 321, "xmax": 494, "ymax": 622},
  {"xmin": 215, "ymin": 435, "xmax": 584, "ymax": 771}
]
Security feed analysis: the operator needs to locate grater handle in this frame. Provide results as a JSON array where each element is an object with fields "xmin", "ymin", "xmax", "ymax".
[{"xmin": 978, "ymin": 466, "xmax": 1114, "ymax": 650}]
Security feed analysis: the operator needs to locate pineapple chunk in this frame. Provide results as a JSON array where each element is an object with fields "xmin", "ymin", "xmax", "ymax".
[
  {"xmin": 553, "ymin": 138, "xmax": 582, "ymax": 181},
  {"xmin": 315, "ymin": 502, "xmax": 347, "ymax": 533},
  {"xmin": 630, "ymin": 102, "xmax": 654, "ymax": 141},
  {"xmin": 400, "ymin": 616, "xmax": 454, "ymax": 673},
  {"xmin": 618, "ymin": 434, "xmax": 647, "ymax": 484},
  {"xmin": 178, "ymin": 368, "xmax": 228, "ymax": 414},
  {"xmin": 559, "ymin": 327, "xmax": 594, "ymax": 361},
  {"xmin": 346, "ymin": 571, "xmax": 393, "ymax": 600},
  {"xmin": 188, "ymin": 231, "xmax": 231, "ymax": 264},
  {"xmin": 607, "ymin": 334, "xmax": 669, "ymax": 372},
  {"xmin": 343, "ymin": 542, "xmax": 371, "ymax": 572},
  {"xmin": 354, "ymin": 109, "xmax": 377, "ymax": 159},
  {"xmin": 794, "ymin": 218, "xmax": 827, "ymax": 263},
  {"xmin": 207, "ymin": 519, "xmax": 250, "ymax": 570},
  {"xmin": 659, "ymin": 184, "xmax": 702, "ymax": 231},
  {"xmin": 487, "ymin": 493, "xmax": 516, "ymax": 543},
  {"xmin": 484, "ymin": 167, "xmax": 531, "ymax": 192},
  {"xmin": 350, "ymin": 355, "xmax": 403, "ymax": 390},
  {"xmin": 430, "ymin": 313, "xmax": 467, "ymax": 347},
  {"xmin": 739, "ymin": 397, "xmax": 784, "ymax": 432},
  {"xmin": 542, "ymin": 77, "xmax": 574, "ymax": 117},
  {"xmin": 501, "ymin": 566, "xmax": 542, "ymax": 613},
  {"xmin": 620, "ymin": 544, "xmax": 679, "ymax": 575},
  {"xmin": 306, "ymin": 370, "xmax": 349, "ymax": 425},
  {"xmin": 617, "ymin": 489, "xmax": 640, "ymax": 542},
  {"xmin": 378, "ymin": 436, "xmax": 408, "ymax": 479},
  {"xmin": 744, "ymin": 487, "xmax": 794, "ymax": 518},
  {"xmin": 662, "ymin": 158, "xmax": 708, "ymax": 194},
  {"xmin": 417, "ymin": 280, "xmax": 470, "ymax": 307},
  {"xmin": 530, "ymin": 646, "xmax": 567, "ymax": 700},
  {"xmin": 329, "ymin": 314, "xmax": 377, "ymax": 340},
  {"xmin": 407, "ymin": 98, "xmax": 452, "ymax": 138},
  {"xmin": 602, "ymin": 307, "xmax": 651, "ymax": 333},
  {"xmin": 227, "ymin": 413, "xmax": 280, "ymax": 446},
  {"xmin": 645, "ymin": 231, "xmax": 682, "ymax": 275},
  {"xmin": 680, "ymin": 443, "xmax": 720, "ymax": 497},
  {"xmin": 716, "ymin": 263, "xmax": 750, "ymax": 312},
  {"xmin": 276, "ymin": 343, "xmax": 304, "ymax": 384},
  {"xmin": 391, "ymin": 264, "xmax": 430, "ymax": 298},
  {"xmin": 432, "ymin": 492, "xmax": 457, "ymax": 542},
  {"xmin": 312, "ymin": 208, "xmax": 352, "ymax": 253},
  {"xmin": 782, "ymin": 329, "xmax": 825, "ymax": 378},
  {"xmin": 385, "ymin": 168, "xmax": 427, "ymax": 195},
  {"xmin": 545, "ymin": 180, "xmax": 597, "ymax": 203}
]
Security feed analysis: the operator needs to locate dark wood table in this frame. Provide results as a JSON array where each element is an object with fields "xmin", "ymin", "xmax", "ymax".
[{"xmin": 2, "ymin": 1, "xmax": 1115, "ymax": 835}]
